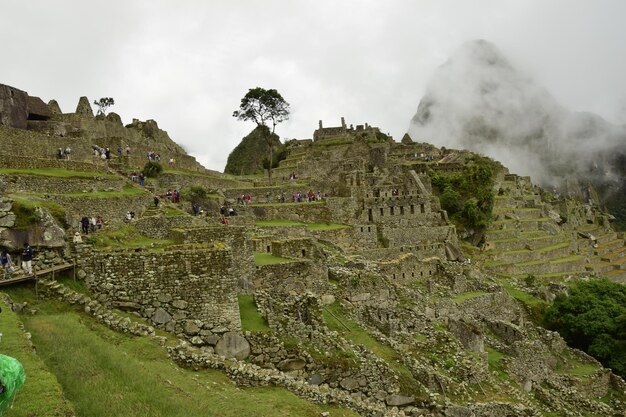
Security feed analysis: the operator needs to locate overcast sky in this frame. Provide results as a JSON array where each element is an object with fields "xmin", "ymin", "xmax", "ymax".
[{"xmin": 2, "ymin": 1, "xmax": 625, "ymax": 171}]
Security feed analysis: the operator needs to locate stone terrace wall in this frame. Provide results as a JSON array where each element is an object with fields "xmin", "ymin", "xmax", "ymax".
[
  {"xmin": 134, "ymin": 215, "xmax": 206, "ymax": 239},
  {"xmin": 79, "ymin": 244, "xmax": 241, "ymax": 336},
  {"xmin": 171, "ymin": 226, "xmax": 254, "ymax": 288},
  {"xmin": 239, "ymin": 203, "xmax": 333, "ymax": 223},
  {"xmin": 157, "ymin": 172, "xmax": 249, "ymax": 193},
  {"xmin": 254, "ymin": 261, "xmax": 329, "ymax": 294},
  {"xmin": 49, "ymin": 193, "xmax": 153, "ymax": 228},
  {"xmin": 0, "ymin": 154, "xmax": 108, "ymax": 172},
  {"xmin": 1, "ymin": 174, "xmax": 126, "ymax": 194}
]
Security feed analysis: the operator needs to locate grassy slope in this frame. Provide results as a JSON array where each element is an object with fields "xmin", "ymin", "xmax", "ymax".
[
  {"xmin": 0, "ymin": 291, "xmax": 75, "ymax": 417},
  {"xmin": 3, "ymin": 286, "xmax": 357, "ymax": 417}
]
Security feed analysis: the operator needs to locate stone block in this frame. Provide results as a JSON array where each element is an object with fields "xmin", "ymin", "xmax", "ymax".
[
  {"xmin": 386, "ymin": 394, "xmax": 415, "ymax": 407},
  {"xmin": 214, "ymin": 332, "xmax": 250, "ymax": 360},
  {"xmin": 152, "ymin": 307, "xmax": 172, "ymax": 324}
]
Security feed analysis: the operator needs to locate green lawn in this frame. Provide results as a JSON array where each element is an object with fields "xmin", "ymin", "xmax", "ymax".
[
  {"xmin": 452, "ymin": 291, "xmax": 489, "ymax": 303},
  {"xmin": 86, "ymin": 225, "xmax": 174, "ymax": 250},
  {"xmin": 1, "ymin": 288, "xmax": 358, "ymax": 417},
  {"xmin": 238, "ymin": 294, "xmax": 270, "ymax": 332},
  {"xmin": 0, "ymin": 168, "xmax": 118, "ymax": 179},
  {"xmin": 253, "ymin": 252, "xmax": 294, "ymax": 265}
]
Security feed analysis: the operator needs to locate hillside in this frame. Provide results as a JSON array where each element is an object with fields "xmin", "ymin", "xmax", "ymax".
[
  {"xmin": 1, "ymin": 99, "xmax": 625, "ymax": 417},
  {"xmin": 408, "ymin": 39, "xmax": 626, "ymax": 230}
]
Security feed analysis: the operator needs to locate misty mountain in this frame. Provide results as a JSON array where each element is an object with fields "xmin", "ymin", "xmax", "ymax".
[{"xmin": 409, "ymin": 39, "xmax": 626, "ymax": 226}]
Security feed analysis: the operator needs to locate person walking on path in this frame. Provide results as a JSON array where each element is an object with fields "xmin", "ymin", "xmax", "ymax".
[
  {"xmin": 21, "ymin": 243, "xmax": 33, "ymax": 276},
  {"xmin": 1, "ymin": 250, "xmax": 13, "ymax": 280}
]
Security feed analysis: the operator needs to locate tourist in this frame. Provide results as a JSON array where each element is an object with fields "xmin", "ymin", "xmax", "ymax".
[
  {"xmin": 105, "ymin": 148, "xmax": 111, "ymax": 160},
  {"xmin": 64, "ymin": 146, "xmax": 71, "ymax": 160},
  {"xmin": 229, "ymin": 207, "xmax": 236, "ymax": 216},
  {"xmin": 154, "ymin": 195, "xmax": 160, "ymax": 208},
  {"xmin": 1, "ymin": 250, "xmax": 13, "ymax": 280},
  {"xmin": 96, "ymin": 215, "xmax": 103, "ymax": 229},
  {"xmin": 72, "ymin": 232, "xmax": 82, "ymax": 244},
  {"xmin": 117, "ymin": 146, "xmax": 123, "ymax": 157},
  {"xmin": 166, "ymin": 190, "xmax": 172, "ymax": 201},
  {"xmin": 90, "ymin": 217, "xmax": 96, "ymax": 233},
  {"xmin": 139, "ymin": 173, "xmax": 145, "ymax": 186},
  {"xmin": 21, "ymin": 243, "xmax": 33, "ymax": 276},
  {"xmin": 57, "ymin": 147, "xmax": 63, "ymax": 159},
  {"xmin": 221, "ymin": 216, "xmax": 228, "ymax": 225},
  {"xmin": 125, "ymin": 211, "xmax": 132, "ymax": 222},
  {"xmin": 81, "ymin": 216, "xmax": 90, "ymax": 234},
  {"xmin": 126, "ymin": 145, "xmax": 131, "ymax": 156}
]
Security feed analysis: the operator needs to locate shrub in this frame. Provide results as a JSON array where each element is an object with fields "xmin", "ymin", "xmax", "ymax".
[{"xmin": 142, "ymin": 161, "xmax": 163, "ymax": 178}]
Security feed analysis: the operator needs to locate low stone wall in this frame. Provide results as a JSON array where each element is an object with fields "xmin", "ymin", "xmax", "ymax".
[
  {"xmin": 78, "ymin": 244, "xmax": 241, "ymax": 337},
  {"xmin": 48, "ymin": 193, "xmax": 152, "ymax": 227},
  {"xmin": 0, "ymin": 154, "xmax": 108, "ymax": 172},
  {"xmin": 134, "ymin": 215, "xmax": 206, "ymax": 239},
  {"xmin": 239, "ymin": 203, "xmax": 333, "ymax": 223},
  {"xmin": 157, "ymin": 172, "xmax": 249, "ymax": 193},
  {"xmin": 1, "ymin": 174, "xmax": 125, "ymax": 194}
]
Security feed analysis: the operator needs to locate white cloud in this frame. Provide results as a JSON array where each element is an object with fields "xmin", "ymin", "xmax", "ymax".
[{"xmin": 1, "ymin": 0, "xmax": 624, "ymax": 171}]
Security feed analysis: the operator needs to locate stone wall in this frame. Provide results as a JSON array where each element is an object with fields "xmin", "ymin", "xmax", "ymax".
[
  {"xmin": 171, "ymin": 225, "xmax": 254, "ymax": 288},
  {"xmin": 78, "ymin": 244, "xmax": 241, "ymax": 337},
  {"xmin": 0, "ymin": 154, "xmax": 108, "ymax": 172},
  {"xmin": 134, "ymin": 215, "xmax": 206, "ymax": 239},
  {"xmin": 0, "ymin": 174, "xmax": 125, "ymax": 194},
  {"xmin": 49, "ymin": 193, "xmax": 153, "ymax": 228},
  {"xmin": 157, "ymin": 172, "xmax": 249, "ymax": 193},
  {"xmin": 254, "ymin": 261, "xmax": 329, "ymax": 294},
  {"xmin": 376, "ymin": 255, "xmax": 439, "ymax": 284},
  {"xmin": 238, "ymin": 203, "xmax": 333, "ymax": 223},
  {"xmin": 270, "ymin": 238, "xmax": 317, "ymax": 260}
]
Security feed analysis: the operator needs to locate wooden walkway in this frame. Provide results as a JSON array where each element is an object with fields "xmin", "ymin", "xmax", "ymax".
[{"xmin": 0, "ymin": 263, "xmax": 75, "ymax": 287}]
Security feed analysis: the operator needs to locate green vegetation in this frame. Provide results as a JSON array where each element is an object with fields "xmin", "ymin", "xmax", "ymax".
[
  {"xmin": 86, "ymin": 225, "xmax": 174, "ymax": 249},
  {"xmin": 0, "ymin": 168, "xmax": 118, "ymax": 179},
  {"xmin": 142, "ymin": 160, "xmax": 163, "ymax": 177},
  {"xmin": 2, "ymin": 287, "xmax": 357, "ymax": 417},
  {"xmin": 253, "ymin": 252, "xmax": 294, "ymax": 265},
  {"xmin": 544, "ymin": 279, "xmax": 626, "ymax": 377},
  {"xmin": 485, "ymin": 346, "xmax": 509, "ymax": 381},
  {"xmin": 255, "ymin": 220, "xmax": 349, "ymax": 231},
  {"xmin": 429, "ymin": 154, "xmax": 500, "ymax": 235},
  {"xmin": 323, "ymin": 303, "xmax": 423, "ymax": 396},
  {"xmin": 238, "ymin": 294, "xmax": 270, "ymax": 332},
  {"xmin": 452, "ymin": 291, "xmax": 489, "ymax": 303},
  {"xmin": 0, "ymin": 291, "xmax": 75, "ymax": 417}
]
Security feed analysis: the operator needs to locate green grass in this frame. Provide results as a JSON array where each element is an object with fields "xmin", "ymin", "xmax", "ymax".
[
  {"xmin": 238, "ymin": 294, "xmax": 270, "ymax": 332},
  {"xmin": 452, "ymin": 291, "xmax": 489, "ymax": 303},
  {"xmin": 307, "ymin": 223, "xmax": 351, "ymax": 231},
  {"xmin": 86, "ymin": 225, "xmax": 174, "ymax": 250},
  {"xmin": 9, "ymin": 196, "xmax": 68, "ymax": 229},
  {"xmin": 255, "ymin": 219, "xmax": 305, "ymax": 227},
  {"xmin": 498, "ymin": 279, "xmax": 543, "ymax": 307},
  {"xmin": 255, "ymin": 220, "xmax": 350, "ymax": 231},
  {"xmin": 248, "ymin": 201, "xmax": 325, "ymax": 207},
  {"xmin": 3, "ymin": 288, "xmax": 358, "ymax": 417},
  {"xmin": 0, "ymin": 290, "xmax": 75, "ymax": 417},
  {"xmin": 163, "ymin": 206, "xmax": 188, "ymax": 217},
  {"xmin": 323, "ymin": 303, "xmax": 424, "ymax": 397},
  {"xmin": 485, "ymin": 346, "xmax": 509, "ymax": 381},
  {"xmin": 253, "ymin": 252, "xmax": 294, "ymax": 265},
  {"xmin": 60, "ymin": 184, "xmax": 147, "ymax": 198},
  {"xmin": 0, "ymin": 167, "xmax": 118, "ymax": 179}
]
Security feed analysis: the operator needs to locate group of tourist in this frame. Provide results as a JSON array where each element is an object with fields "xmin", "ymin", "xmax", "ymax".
[
  {"xmin": 129, "ymin": 171, "xmax": 146, "ymax": 186},
  {"xmin": 56, "ymin": 147, "xmax": 72, "ymax": 160},
  {"xmin": 236, "ymin": 190, "xmax": 325, "ymax": 205},
  {"xmin": 147, "ymin": 151, "xmax": 160, "ymax": 161},
  {"xmin": 1, "ymin": 243, "xmax": 34, "ymax": 280},
  {"xmin": 93, "ymin": 145, "xmax": 112, "ymax": 160},
  {"xmin": 165, "ymin": 189, "xmax": 181, "ymax": 203},
  {"xmin": 80, "ymin": 215, "xmax": 104, "ymax": 234}
]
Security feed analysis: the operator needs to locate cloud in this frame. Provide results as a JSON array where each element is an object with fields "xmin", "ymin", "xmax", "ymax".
[{"xmin": 1, "ymin": 1, "xmax": 625, "ymax": 171}]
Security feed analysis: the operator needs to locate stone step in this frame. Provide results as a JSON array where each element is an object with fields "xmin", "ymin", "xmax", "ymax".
[
  {"xmin": 604, "ymin": 269, "xmax": 626, "ymax": 284},
  {"xmin": 586, "ymin": 260, "xmax": 615, "ymax": 274},
  {"xmin": 600, "ymin": 246, "xmax": 626, "ymax": 263},
  {"xmin": 594, "ymin": 239, "xmax": 624, "ymax": 256},
  {"xmin": 488, "ymin": 234, "xmax": 570, "ymax": 252},
  {"xmin": 490, "ymin": 242, "xmax": 572, "ymax": 263},
  {"xmin": 595, "ymin": 232, "xmax": 618, "ymax": 244},
  {"xmin": 488, "ymin": 255, "xmax": 585, "ymax": 276},
  {"xmin": 491, "ymin": 218, "xmax": 552, "ymax": 232},
  {"xmin": 613, "ymin": 257, "xmax": 626, "ymax": 270},
  {"xmin": 493, "ymin": 207, "xmax": 542, "ymax": 220}
]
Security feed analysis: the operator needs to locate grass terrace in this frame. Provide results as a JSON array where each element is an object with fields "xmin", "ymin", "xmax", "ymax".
[
  {"xmin": 238, "ymin": 294, "xmax": 271, "ymax": 332},
  {"xmin": 253, "ymin": 252, "xmax": 295, "ymax": 266},
  {"xmin": 0, "ymin": 167, "xmax": 119, "ymax": 179},
  {"xmin": 255, "ymin": 219, "xmax": 350, "ymax": 231},
  {"xmin": 86, "ymin": 225, "xmax": 175, "ymax": 250}
]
